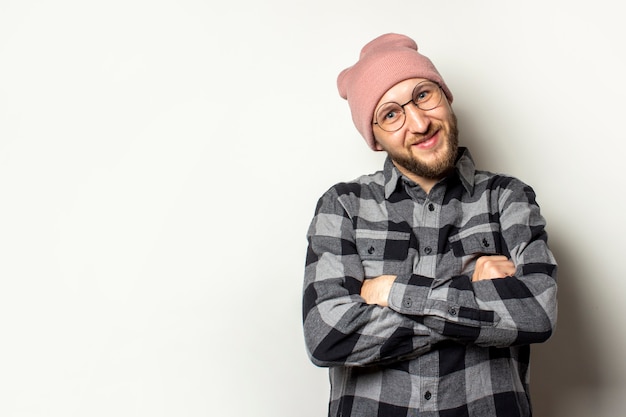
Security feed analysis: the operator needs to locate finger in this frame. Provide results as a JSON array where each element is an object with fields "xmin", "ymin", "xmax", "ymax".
[{"xmin": 474, "ymin": 259, "xmax": 516, "ymax": 281}]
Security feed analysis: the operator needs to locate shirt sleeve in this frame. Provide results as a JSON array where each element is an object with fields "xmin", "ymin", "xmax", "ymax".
[
  {"xmin": 387, "ymin": 178, "xmax": 558, "ymax": 347},
  {"xmin": 302, "ymin": 189, "xmax": 447, "ymax": 368}
]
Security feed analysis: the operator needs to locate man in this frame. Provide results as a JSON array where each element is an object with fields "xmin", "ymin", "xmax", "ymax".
[{"xmin": 302, "ymin": 33, "xmax": 557, "ymax": 417}]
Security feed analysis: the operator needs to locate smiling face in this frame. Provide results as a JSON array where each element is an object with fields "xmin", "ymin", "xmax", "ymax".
[{"xmin": 372, "ymin": 78, "xmax": 459, "ymax": 190}]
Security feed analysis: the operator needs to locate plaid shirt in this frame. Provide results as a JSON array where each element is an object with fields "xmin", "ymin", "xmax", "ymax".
[{"xmin": 302, "ymin": 148, "xmax": 557, "ymax": 417}]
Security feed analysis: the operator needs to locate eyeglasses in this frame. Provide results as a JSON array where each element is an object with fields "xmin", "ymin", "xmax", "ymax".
[{"xmin": 373, "ymin": 81, "xmax": 444, "ymax": 132}]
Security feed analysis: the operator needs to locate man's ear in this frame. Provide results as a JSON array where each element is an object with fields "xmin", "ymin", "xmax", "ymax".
[{"xmin": 373, "ymin": 140, "xmax": 384, "ymax": 152}]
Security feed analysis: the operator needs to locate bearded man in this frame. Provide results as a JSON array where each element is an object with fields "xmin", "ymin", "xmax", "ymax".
[{"xmin": 302, "ymin": 33, "xmax": 558, "ymax": 417}]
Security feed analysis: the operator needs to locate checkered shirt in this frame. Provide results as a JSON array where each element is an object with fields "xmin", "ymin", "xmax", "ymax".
[{"xmin": 302, "ymin": 147, "xmax": 558, "ymax": 417}]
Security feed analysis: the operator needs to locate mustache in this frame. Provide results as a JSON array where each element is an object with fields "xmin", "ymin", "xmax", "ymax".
[{"xmin": 408, "ymin": 123, "xmax": 442, "ymax": 145}]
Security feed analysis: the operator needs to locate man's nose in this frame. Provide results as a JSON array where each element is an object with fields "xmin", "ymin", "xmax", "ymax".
[{"xmin": 404, "ymin": 103, "xmax": 431, "ymax": 134}]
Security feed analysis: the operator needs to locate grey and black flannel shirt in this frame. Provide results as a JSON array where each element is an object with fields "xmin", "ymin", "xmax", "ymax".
[{"xmin": 302, "ymin": 147, "xmax": 558, "ymax": 417}]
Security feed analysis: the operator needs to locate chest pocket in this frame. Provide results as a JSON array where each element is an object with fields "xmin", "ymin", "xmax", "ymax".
[
  {"xmin": 448, "ymin": 224, "xmax": 503, "ymax": 274},
  {"xmin": 448, "ymin": 223, "xmax": 502, "ymax": 255},
  {"xmin": 356, "ymin": 229, "xmax": 411, "ymax": 278}
]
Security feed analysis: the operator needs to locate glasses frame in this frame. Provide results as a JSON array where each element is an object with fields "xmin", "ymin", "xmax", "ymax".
[{"xmin": 373, "ymin": 81, "xmax": 444, "ymax": 132}]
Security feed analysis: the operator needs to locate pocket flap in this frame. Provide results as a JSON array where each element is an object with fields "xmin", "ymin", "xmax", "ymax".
[{"xmin": 356, "ymin": 229, "xmax": 411, "ymax": 261}]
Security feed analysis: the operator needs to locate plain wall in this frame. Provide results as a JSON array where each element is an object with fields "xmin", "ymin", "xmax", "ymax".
[{"xmin": 0, "ymin": 1, "xmax": 624, "ymax": 416}]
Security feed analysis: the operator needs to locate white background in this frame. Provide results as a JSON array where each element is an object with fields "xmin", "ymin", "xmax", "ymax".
[{"xmin": 0, "ymin": 1, "xmax": 624, "ymax": 416}]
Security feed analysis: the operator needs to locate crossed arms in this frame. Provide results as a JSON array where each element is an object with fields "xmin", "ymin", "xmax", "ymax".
[
  {"xmin": 302, "ymin": 178, "xmax": 558, "ymax": 368},
  {"xmin": 361, "ymin": 255, "xmax": 516, "ymax": 306}
]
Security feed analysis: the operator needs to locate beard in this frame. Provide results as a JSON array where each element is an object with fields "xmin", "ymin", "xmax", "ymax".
[{"xmin": 389, "ymin": 112, "xmax": 459, "ymax": 180}]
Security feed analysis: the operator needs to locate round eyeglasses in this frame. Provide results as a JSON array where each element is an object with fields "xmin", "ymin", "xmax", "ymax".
[{"xmin": 373, "ymin": 81, "xmax": 444, "ymax": 132}]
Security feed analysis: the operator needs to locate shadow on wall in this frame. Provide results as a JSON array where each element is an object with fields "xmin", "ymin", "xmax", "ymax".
[{"xmin": 530, "ymin": 235, "xmax": 604, "ymax": 417}]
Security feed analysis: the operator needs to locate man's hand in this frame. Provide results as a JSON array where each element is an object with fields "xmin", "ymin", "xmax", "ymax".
[
  {"xmin": 472, "ymin": 255, "xmax": 516, "ymax": 282},
  {"xmin": 360, "ymin": 275, "xmax": 397, "ymax": 307}
]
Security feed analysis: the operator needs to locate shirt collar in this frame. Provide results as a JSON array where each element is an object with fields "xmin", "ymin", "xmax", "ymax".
[{"xmin": 383, "ymin": 146, "xmax": 476, "ymax": 198}]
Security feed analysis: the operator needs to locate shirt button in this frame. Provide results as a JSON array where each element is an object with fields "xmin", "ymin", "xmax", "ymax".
[
  {"xmin": 424, "ymin": 391, "xmax": 432, "ymax": 400},
  {"xmin": 428, "ymin": 203, "xmax": 435, "ymax": 212},
  {"xmin": 424, "ymin": 246, "xmax": 432, "ymax": 255},
  {"xmin": 403, "ymin": 297, "xmax": 413, "ymax": 308},
  {"xmin": 448, "ymin": 307, "xmax": 457, "ymax": 316},
  {"xmin": 367, "ymin": 246, "xmax": 375, "ymax": 254}
]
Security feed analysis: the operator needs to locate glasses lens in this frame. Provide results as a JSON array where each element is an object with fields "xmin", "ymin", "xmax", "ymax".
[
  {"xmin": 375, "ymin": 102, "xmax": 405, "ymax": 132},
  {"xmin": 413, "ymin": 81, "xmax": 442, "ymax": 110}
]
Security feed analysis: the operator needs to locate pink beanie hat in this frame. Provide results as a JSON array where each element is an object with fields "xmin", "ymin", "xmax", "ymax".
[{"xmin": 337, "ymin": 33, "xmax": 453, "ymax": 150}]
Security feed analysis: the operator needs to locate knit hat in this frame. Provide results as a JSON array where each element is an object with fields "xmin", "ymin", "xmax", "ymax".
[{"xmin": 337, "ymin": 33, "xmax": 453, "ymax": 150}]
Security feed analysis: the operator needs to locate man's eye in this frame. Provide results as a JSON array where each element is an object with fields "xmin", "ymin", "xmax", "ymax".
[
  {"xmin": 376, "ymin": 104, "xmax": 403, "ymax": 126},
  {"xmin": 385, "ymin": 110, "xmax": 398, "ymax": 120},
  {"xmin": 416, "ymin": 90, "xmax": 431, "ymax": 102}
]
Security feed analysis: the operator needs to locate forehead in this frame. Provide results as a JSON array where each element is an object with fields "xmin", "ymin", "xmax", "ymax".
[{"xmin": 376, "ymin": 77, "xmax": 430, "ymax": 108}]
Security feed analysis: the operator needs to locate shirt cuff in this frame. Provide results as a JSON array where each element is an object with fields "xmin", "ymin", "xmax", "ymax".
[
  {"xmin": 388, "ymin": 273, "xmax": 498, "ymax": 327},
  {"xmin": 388, "ymin": 273, "xmax": 431, "ymax": 315}
]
